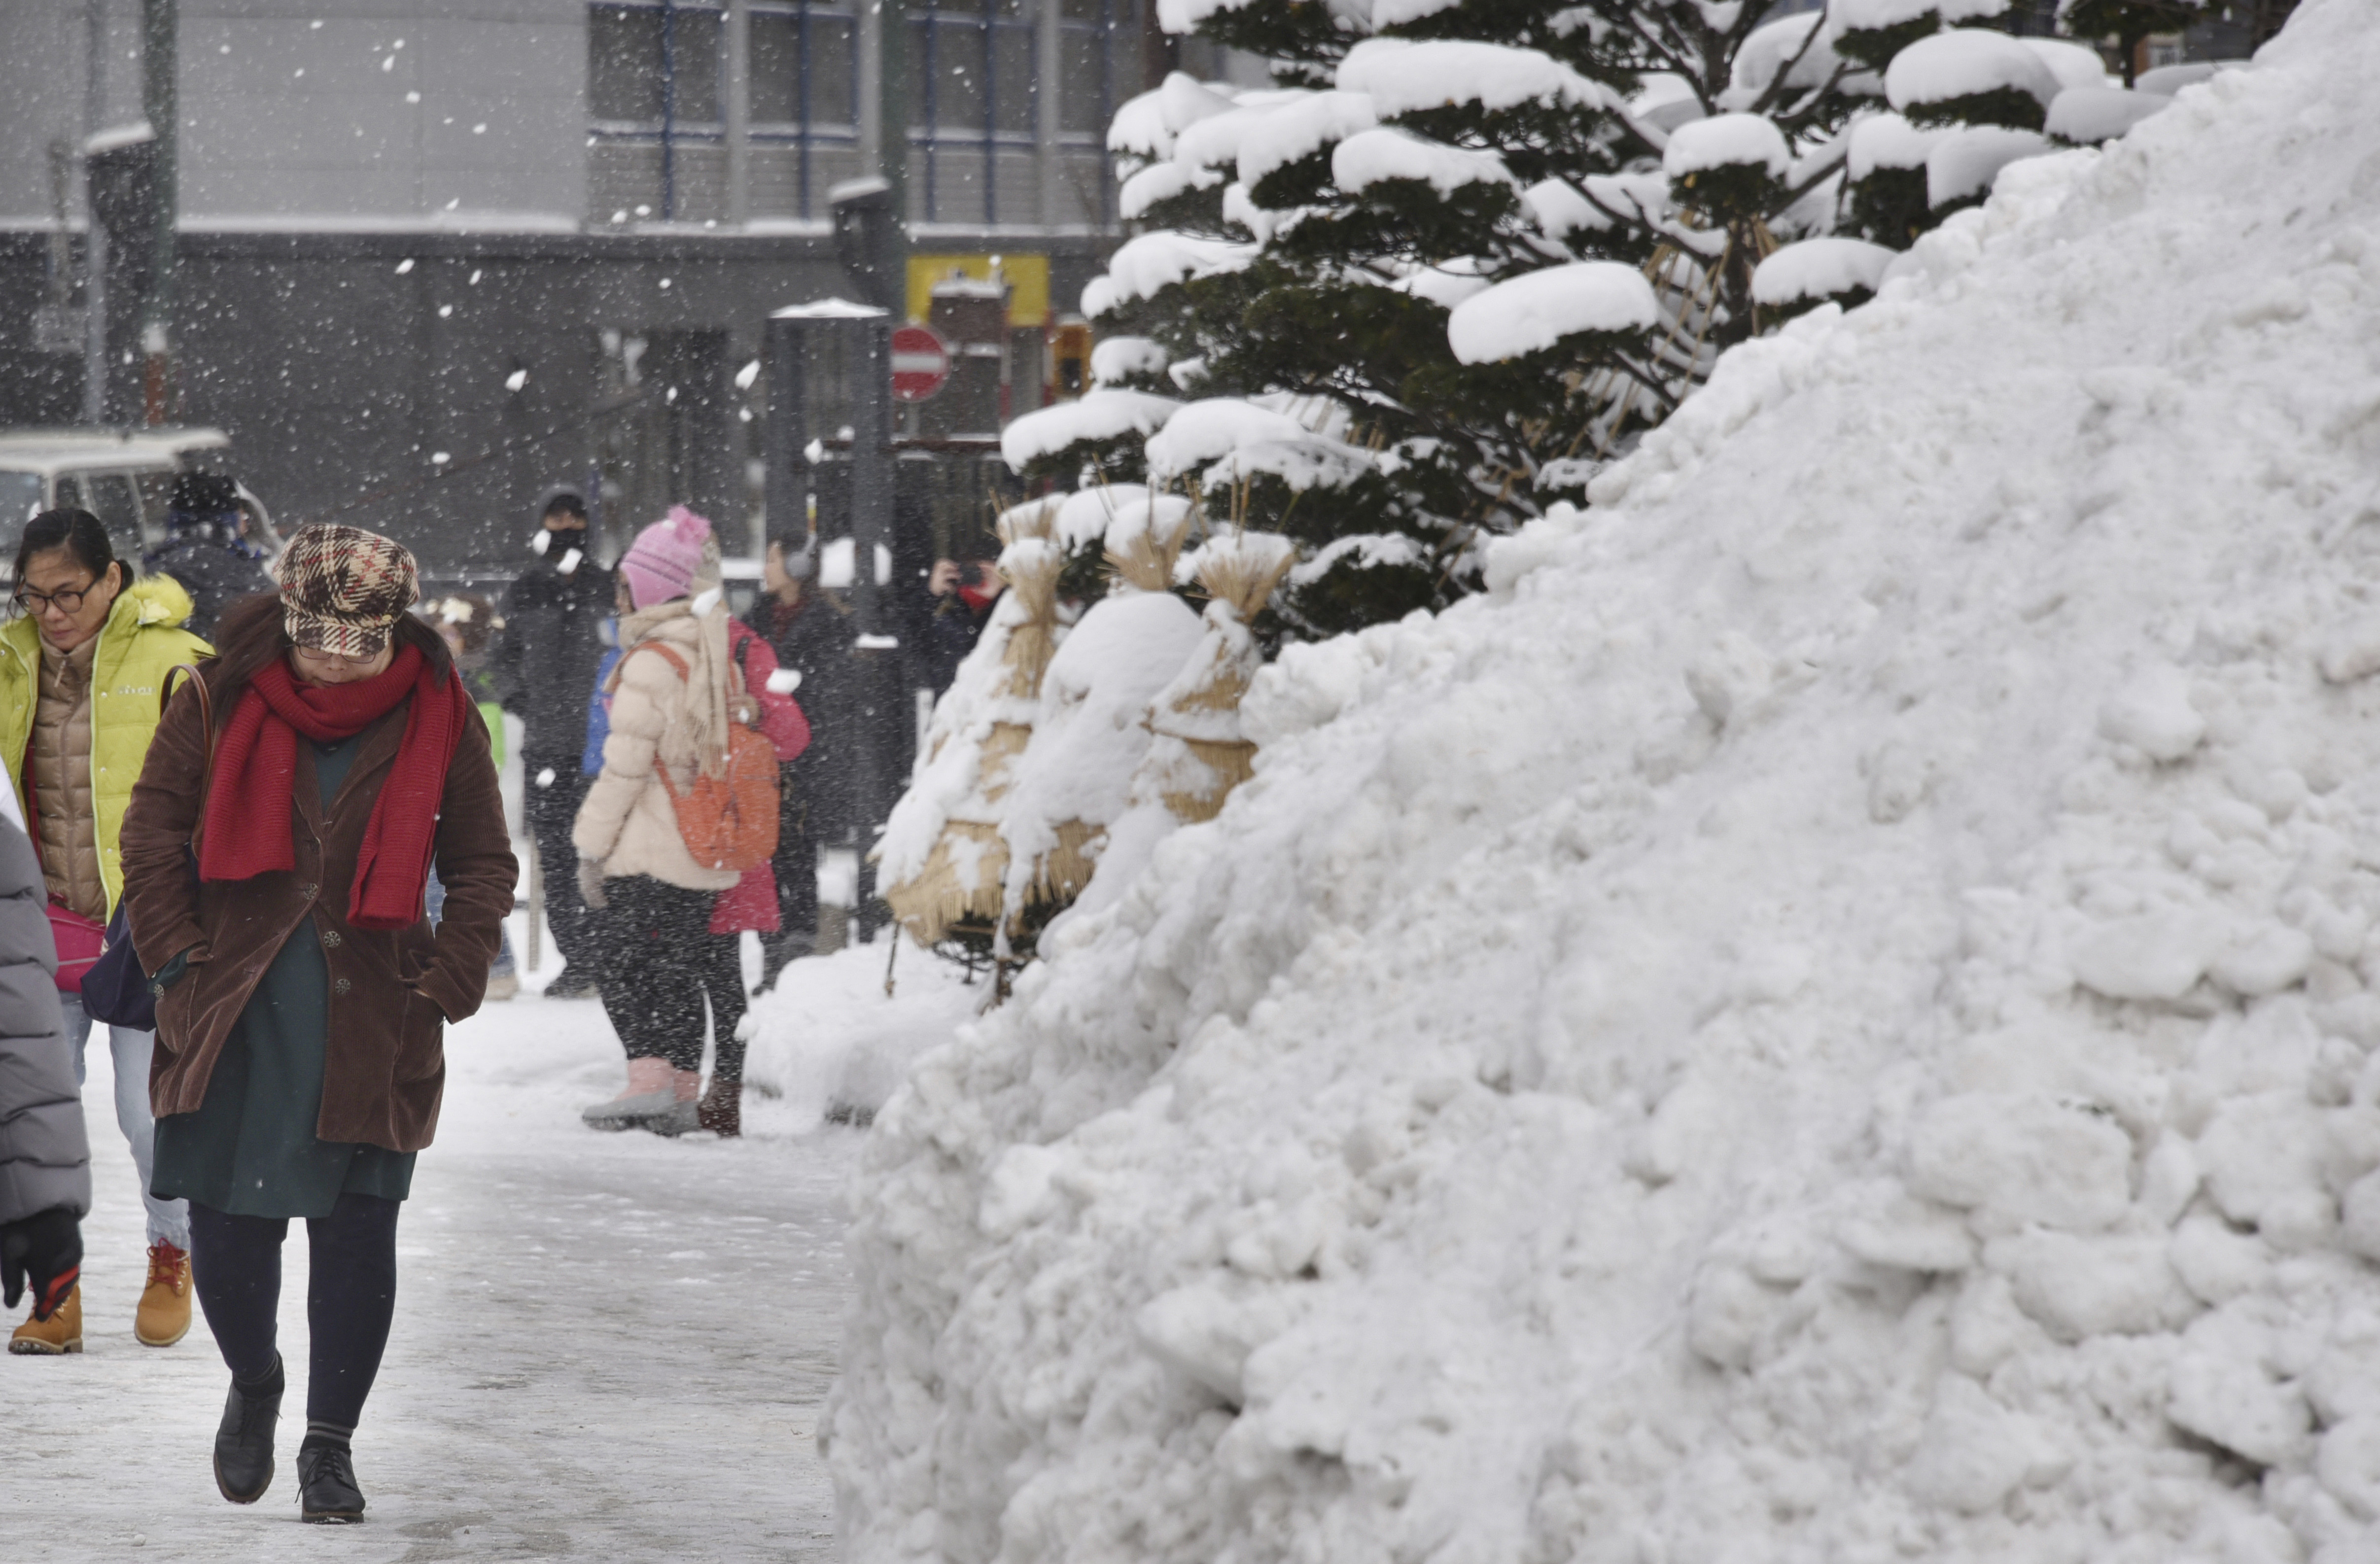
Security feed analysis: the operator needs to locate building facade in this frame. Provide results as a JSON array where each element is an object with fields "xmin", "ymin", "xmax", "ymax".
[{"xmin": 0, "ymin": 0, "xmax": 1196, "ymax": 569}]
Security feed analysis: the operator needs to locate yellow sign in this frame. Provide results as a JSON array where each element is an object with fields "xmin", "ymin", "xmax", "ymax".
[{"xmin": 906, "ymin": 253, "xmax": 1050, "ymax": 329}]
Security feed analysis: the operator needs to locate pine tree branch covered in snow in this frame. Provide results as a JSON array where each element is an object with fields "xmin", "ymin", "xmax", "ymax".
[{"xmin": 1005, "ymin": 0, "xmax": 2179, "ymax": 646}]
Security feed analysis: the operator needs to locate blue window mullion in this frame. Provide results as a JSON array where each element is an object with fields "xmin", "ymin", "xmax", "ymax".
[
  {"xmin": 1100, "ymin": 0, "xmax": 1114, "ymax": 228},
  {"xmin": 662, "ymin": 0, "xmax": 678, "ymax": 220},
  {"xmin": 798, "ymin": 0, "xmax": 812, "ymax": 216},
  {"xmin": 923, "ymin": 15, "xmax": 938, "ymax": 224}
]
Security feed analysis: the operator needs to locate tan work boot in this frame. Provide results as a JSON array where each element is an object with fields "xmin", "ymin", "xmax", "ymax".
[
  {"xmin": 136, "ymin": 1242, "xmax": 193, "ymax": 1347},
  {"xmin": 8, "ymin": 1283, "xmax": 83, "ymax": 1354}
]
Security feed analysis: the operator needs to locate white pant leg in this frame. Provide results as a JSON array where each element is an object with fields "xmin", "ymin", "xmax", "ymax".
[
  {"xmin": 63, "ymin": 990, "xmax": 92, "ymax": 1084},
  {"xmin": 107, "ymin": 1023, "xmax": 189, "ymax": 1251},
  {"xmin": 60, "ymin": 993, "xmax": 191, "ymax": 1250}
]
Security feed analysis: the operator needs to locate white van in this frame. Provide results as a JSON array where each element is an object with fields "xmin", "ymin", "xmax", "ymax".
[{"xmin": 0, "ymin": 427, "xmax": 278, "ymax": 572}]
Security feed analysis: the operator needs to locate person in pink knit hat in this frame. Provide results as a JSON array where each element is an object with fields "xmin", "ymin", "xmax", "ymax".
[{"xmin": 570, "ymin": 509, "xmax": 806, "ymax": 1137}]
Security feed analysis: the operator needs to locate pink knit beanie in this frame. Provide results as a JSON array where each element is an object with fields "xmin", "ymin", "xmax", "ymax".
[{"xmin": 620, "ymin": 505, "xmax": 713, "ymax": 609}]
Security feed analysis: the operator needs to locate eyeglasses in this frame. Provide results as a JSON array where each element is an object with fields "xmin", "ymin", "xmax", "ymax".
[
  {"xmin": 291, "ymin": 644, "xmax": 383, "ymax": 670},
  {"xmin": 12, "ymin": 580, "xmax": 97, "ymax": 616}
]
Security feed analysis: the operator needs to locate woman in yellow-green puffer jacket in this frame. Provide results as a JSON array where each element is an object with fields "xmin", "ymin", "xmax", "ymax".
[{"xmin": 0, "ymin": 508, "xmax": 209, "ymax": 1357}]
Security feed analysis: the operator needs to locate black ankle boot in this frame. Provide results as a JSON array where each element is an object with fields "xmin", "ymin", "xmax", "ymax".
[
  {"xmin": 298, "ymin": 1437, "xmax": 367, "ymax": 1523},
  {"xmin": 212, "ymin": 1356, "xmax": 282, "ymax": 1504}
]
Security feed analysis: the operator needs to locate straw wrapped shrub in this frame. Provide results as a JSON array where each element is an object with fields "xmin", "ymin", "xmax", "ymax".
[
  {"xmin": 994, "ymin": 495, "xmax": 1203, "ymax": 945},
  {"xmin": 877, "ymin": 500, "xmax": 1070, "ymax": 954},
  {"xmin": 1132, "ymin": 529, "xmax": 1297, "ymax": 824}
]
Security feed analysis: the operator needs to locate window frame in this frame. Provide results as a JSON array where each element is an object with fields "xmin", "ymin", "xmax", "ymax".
[
  {"xmin": 588, "ymin": 0, "xmax": 729, "ymax": 222},
  {"xmin": 589, "ymin": 0, "xmax": 1129, "ymax": 227},
  {"xmin": 747, "ymin": 0, "xmax": 865, "ymax": 219},
  {"xmin": 1054, "ymin": 0, "xmax": 1119, "ymax": 227},
  {"xmin": 909, "ymin": 0, "xmax": 1045, "ymax": 226}
]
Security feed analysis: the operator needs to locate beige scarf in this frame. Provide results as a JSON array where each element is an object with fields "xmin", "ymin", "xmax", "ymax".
[{"xmin": 614, "ymin": 593, "xmax": 735, "ymax": 779}]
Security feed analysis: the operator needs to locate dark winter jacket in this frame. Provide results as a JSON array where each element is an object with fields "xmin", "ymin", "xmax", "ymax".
[
  {"xmin": 495, "ymin": 531, "xmax": 615, "ymax": 762},
  {"xmin": 745, "ymin": 589, "xmax": 860, "ymax": 835},
  {"xmin": 142, "ymin": 527, "xmax": 273, "ymax": 640},
  {"xmin": 0, "ymin": 814, "xmax": 89, "ymax": 1226},
  {"xmin": 911, "ymin": 589, "xmax": 995, "ymax": 697},
  {"xmin": 120, "ymin": 669, "xmax": 517, "ymax": 1152}
]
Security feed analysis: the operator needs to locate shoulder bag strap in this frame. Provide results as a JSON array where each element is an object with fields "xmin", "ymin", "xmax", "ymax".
[{"xmin": 162, "ymin": 663, "xmax": 216, "ymax": 849}]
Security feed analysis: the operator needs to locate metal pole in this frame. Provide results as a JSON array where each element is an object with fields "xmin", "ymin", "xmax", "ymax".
[
  {"xmin": 82, "ymin": 228, "xmax": 108, "ymax": 425},
  {"xmin": 764, "ymin": 312, "xmax": 809, "ymax": 546},
  {"xmin": 849, "ymin": 313, "xmax": 894, "ymax": 940},
  {"xmin": 525, "ymin": 834, "xmax": 543, "ymax": 972},
  {"xmin": 851, "ymin": 315, "xmax": 890, "ymax": 639},
  {"xmin": 141, "ymin": 0, "xmax": 176, "ymax": 424}
]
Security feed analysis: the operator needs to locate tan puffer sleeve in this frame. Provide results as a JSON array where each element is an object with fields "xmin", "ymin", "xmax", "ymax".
[{"xmin": 571, "ymin": 641, "xmax": 677, "ymax": 866}]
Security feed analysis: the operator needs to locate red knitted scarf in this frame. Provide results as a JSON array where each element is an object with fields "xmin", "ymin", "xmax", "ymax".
[{"xmin": 199, "ymin": 643, "xmax": 468, "ymax": 931}]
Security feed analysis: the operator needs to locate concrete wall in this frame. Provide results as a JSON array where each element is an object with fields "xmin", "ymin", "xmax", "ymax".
[
  {"xmin": 0, "ymin": 1, "xmax": 587, "ymax": 226},
  {"xmin": 179, "ymin": 0, "xmax": 586, "ymax": 225},
  {"xmin": 0, "ymin": 2, "xmax": 152, "ymax": 218},
  {"xmin": 159, "ymin": 230, "xmax": 845, "ymax": 566}
]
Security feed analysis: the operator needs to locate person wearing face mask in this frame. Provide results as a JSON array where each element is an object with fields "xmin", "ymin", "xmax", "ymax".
[
  {"xmin": 120, "ymin": 525, "xmax": 515, "ymax": 1521},
  {"xmin": 742, "ymin": 525, "xmax": 846, "ymax": 984},
  {"xmin": 492, "ymin": 487, "xmax": 613, "ymax": 998},
  {"xmin": 0, "ymin": 509, "xmax": 208, "ymax": 1355}
]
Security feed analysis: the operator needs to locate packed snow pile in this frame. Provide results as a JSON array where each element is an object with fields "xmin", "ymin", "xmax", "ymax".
[
  {"xmin": 828, "ymin": 8, "xmax": 2380, "ymax": 1561},
  {"xmin": 739, "ymin": 939, "xmax": 986, "ymax": 1133}
]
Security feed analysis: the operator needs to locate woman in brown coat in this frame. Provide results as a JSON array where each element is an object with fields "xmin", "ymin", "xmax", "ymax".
[{"xmin": 119, "ymin": 525, "xmax": 516, "ymax": 1523}]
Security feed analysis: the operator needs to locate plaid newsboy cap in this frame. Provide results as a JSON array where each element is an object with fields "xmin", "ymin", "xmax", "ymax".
[{"xmin": 276, "ymin": 524, "xmax": 420, "ymax": 657}]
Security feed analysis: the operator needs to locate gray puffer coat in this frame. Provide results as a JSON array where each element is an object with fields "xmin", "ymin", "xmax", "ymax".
[{"xmin": 0, "ymin": 814, "xmax": 88, "ymax": 1226}]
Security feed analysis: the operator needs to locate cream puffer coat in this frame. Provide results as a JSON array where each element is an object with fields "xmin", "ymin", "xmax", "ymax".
[{"xmin": 572, "ymin": 604, "xmax": 741, "ymax": 892}]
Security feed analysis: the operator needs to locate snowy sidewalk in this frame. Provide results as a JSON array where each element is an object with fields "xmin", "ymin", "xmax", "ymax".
[{"xmin": 1, "ymin": 944, "xmax": 969, "ymax": 1561}]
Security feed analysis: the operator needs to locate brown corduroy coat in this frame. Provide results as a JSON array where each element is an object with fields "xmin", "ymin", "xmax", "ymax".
[{"xmin": 118, "ymin": 668, "xmax": 517, "ymax": 1151}]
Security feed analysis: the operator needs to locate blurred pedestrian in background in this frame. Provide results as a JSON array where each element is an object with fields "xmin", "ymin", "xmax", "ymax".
[
  {"xmin": 142, "ymin": 474, "xmax": 274, "ymax": 640},
  {"xmin": 577, "ymin": 508, "xmax": 773, "ymax": 1136},
  {"xmin": 122, "ymin": 525, "xmax": 514, "ymax": 1521},
  {"xmin": 914, "ymin": 553, "xmax": 1003, "ymax": 695},
  {"xmin": 714, "ymin": 561, "xmax": 810, "ymax": 1022},
  {"xmin": 494, "ymin": 487, "xmax": 612, "ymax": 999},
  {"xmin": 420, "ymin": 593, "xmax": 519, "ymax": 1000},
  {"xmin": 743, "ymin": 524, "xmax": 845, "ymax": 984},
  {"xmin": 0, "ymin": 791, "xmax": 91, "ymax": 1355},
  {"xmin": 0, "ymin": 510, "xmax": 206, "ymax": 1354}
]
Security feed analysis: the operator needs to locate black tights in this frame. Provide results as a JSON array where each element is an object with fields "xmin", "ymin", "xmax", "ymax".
[
  {"xmin": 188, "ymin": 1193, "xmax": 400, "ymax": 1431},
  {"xmin": 597, "ymin": 875, "xmax": 750, "ymax": 1083}
]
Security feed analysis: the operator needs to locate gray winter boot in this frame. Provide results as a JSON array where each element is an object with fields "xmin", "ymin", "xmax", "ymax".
[{"xmin": 583, "ymin": 1058, "xmax": 677, "ymax": 1130}]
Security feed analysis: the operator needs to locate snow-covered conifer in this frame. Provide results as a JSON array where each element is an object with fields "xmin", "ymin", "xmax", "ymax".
[{"xmin": 1004, "ymin": 0, "xmax": 2179, "ymax": 651}]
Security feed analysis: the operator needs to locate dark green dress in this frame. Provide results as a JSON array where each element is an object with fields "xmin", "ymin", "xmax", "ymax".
[{"xmin": 151, "ymin": 734, "xmax": 418, "ymax": 1219}]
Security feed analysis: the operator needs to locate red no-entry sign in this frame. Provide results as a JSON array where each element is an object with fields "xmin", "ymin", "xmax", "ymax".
[{"xmin": 890, "ymin": 325, "xmax": 951, "ymax": 403}]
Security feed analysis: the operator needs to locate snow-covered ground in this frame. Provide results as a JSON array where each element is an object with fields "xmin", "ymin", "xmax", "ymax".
[
  {"xmin": 830, "ymin": 4, "xmax": 2380, "ymax": 1560},
  {"xmin": 6, "ymin": 938, "xmax": 970, "ymax": 1558}
]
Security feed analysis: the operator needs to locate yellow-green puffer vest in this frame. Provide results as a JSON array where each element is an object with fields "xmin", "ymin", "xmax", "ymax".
[{"xmin": 0, "ymin": 575, "xmax": 210, "ymax": 917}]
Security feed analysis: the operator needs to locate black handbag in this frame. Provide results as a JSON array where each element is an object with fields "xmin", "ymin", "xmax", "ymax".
[{"xmin": 83, "ymin": 664, "xmax": 212, "ymax": 1030}]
